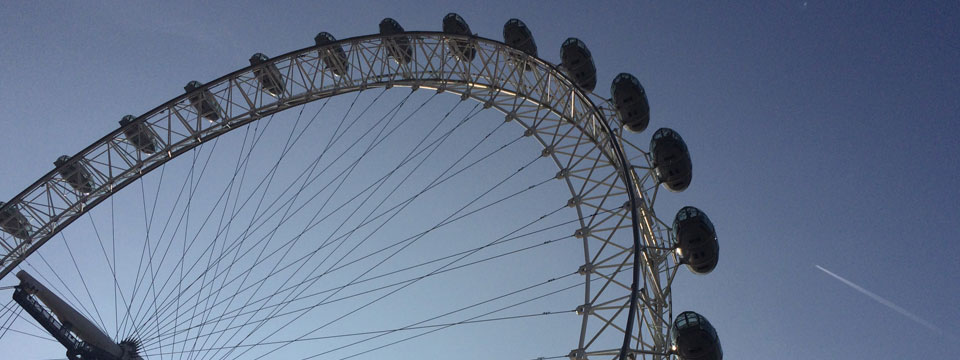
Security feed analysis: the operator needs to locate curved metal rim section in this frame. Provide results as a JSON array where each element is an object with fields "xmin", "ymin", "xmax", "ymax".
[{"xmin": 0, "ymin": 31, "xmax": 666, "ymax": 359}]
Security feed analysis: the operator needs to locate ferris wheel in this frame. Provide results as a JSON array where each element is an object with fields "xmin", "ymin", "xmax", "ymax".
[{"xmin": 0, "ymin": 14, "xmax": 722, "ymax": 360}]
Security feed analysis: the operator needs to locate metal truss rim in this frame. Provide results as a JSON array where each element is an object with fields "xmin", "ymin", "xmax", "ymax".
[{"xmin": 0, "ymin": 32, "xmax": 662, "ymax": 360}]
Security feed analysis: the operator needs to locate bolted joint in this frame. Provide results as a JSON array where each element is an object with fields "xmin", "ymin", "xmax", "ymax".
[
  {"xmin": 523, "ymin": 128, "xmax": 535, "ymax": 137},
  {"xmin": 566, "ymin": 195, "xmax": 582, "ymax": 207},
  {"xmin": 555, "ymin": 168, "xmax": 570, "ymax": 180},
  {"xmin": 504, "ymin": 111, "xmax": 517, "ymax": 122},
  {"xmin": 573, "ymin": 226, "xmax": 591, "ymax": 239},
  {"xmin": 577, "ymin": 263, "xmax": 594, "ymax": 275},
  {"xmin": 575, "ymin": 303, "xmax": 593, "ymax": 315},
  {"xmin": 541, "ymin": 145, "xmax": 555, "ymax": 158},
  {"xmin": 568, "ymin": 348, "xmax": 586, "ymax": 360},
  {"xmin": 483, "ymin": 98, "xmax": 495, "ymax": 109}
]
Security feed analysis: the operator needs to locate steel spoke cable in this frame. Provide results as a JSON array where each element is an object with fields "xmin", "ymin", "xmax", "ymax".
[
  {"xmin": 148, "ymin": 229, "xmax": 577, "ymax": 350},
  {"xmin": 0, "ymin": 300, "xmax": 53, "ymax": 343},
  {"xmin": 147, "ymin": 204, "xmax": 577, "ymax": 348},
  {"xmin": 0, "ymin": 300, "xmax": 16, "ymax": 340},
  {"xmin": 0, "ymin": 325, "xmax": 56, "ymax": 343},
  {"xmin": 174, "ymin": 124, "xmax": 259, "ymax": 360},
  {"xmin": 123, "ymin": 157, "xmax": 169, "ymax": 339},
  {"xmin": 144, "ymin": 90, "xmax": 434, "ymax": 338},
  {"xmin": 168, "ymin": 139, "xmax": 218, "ymax": 356},
  {"xmin": 24, "ymin": 86, "xmax": 584, "ymax": 359},
  {"xmin": 129, "ymin": 131, "xmax": 230, "ymax": 346},
  {"xmin": 195, "ymin": 91, "xmax": 428, "ymax": 360},
  {"xmin": 146, "ymin": 201, "xmax": 573, "ymax": 344},
  {"xmin": 170, "ymin": 109, "xmax": 306, "ymax": 360},
  {"xmin": 151, "ymin": 250, "xmax": 590, "ymax": 356},
  {"xmin": 142, "ymin": 89, "xmax": 395, "ymax": 325},
  {"xmin": 208, "ymin": 115, "xmax": 515, "ymax": 359},
  {"xmin": 83, "ymin": 208, "xmax": 123, "ymax": 336},
  {"xmin": 0, "ymin": 307, "xmax": 22, "ymax": 341},
  {"xmin": 83, "ymin": 208, "xmax": 130, "ymax": 340},
  {"xmin": 133, "ymin": 92, "xmax": 390, "ymax": 343},
  {"xmin": 165, "ymin": 97, "xmax": 338, "ymax": 358},
  {"xmin": 121, "ymin": 142, "xmax": 207, "ymax": 339},
  {"xmin": 146, "ymin": 309, "xmax": 570, "ymax": 356},
  {"xmin": 185, "ymin": 116, "xmax": 274, "ymax": 360},
  {"xmin": 58, "ymin": 232, "xmax": 110, "ymax": 335},
  {"xmin": 178, "ymin": 90, "xmax": 413, "ymax": 349},
  {"xmin": 125, "ymin": 135, "xmax": 223, "ymax": 343},
  {"xmin": 23, "ymin": 255, "xmax": 104, "ymax": 339},
  {"xmin": 0, "ymin": 292, "xmax": 55, "ymax": 336},
  {"xmin": 338, "ymin": 268, "xmax": 640, "ymax": 360},
  {"xmin": 148, "ymin": 270, "xmax": 587, "ymax": 357},
  {"xmin": 0, "ymin": 299, "xmax": 13, "ymax": 328},
  {"xmin": 319, "ymin": 279, "xmax": 585, "ymax": 360},
  {"xmin": 233, "ymin": 153, "xmax": 547, "ymax": 359},
  {"xmin": 110, "ymin": 181, "xmax": 117, "ymax": 337},
  {"xmin": 202, "ymin": 93, "xmax": 468, "ymax": 357},
  {"xmin": 139, "ymin": 90, "xmax": 402, "ymax": 352},
  {"xmin": 145, "ymin": 120, "xmax": 525, "ymax": 351},
  {"xmin": 127, "ymin": 115, "xmax": 279, "ymax": 338},
  {"xmin": 199, "ymin": 95, "xmax": 331, "ymax": 316},
  {"xmin": 187, "ymin": 100, "xmax": 329, "ymax": 359},
  {"xmin": 186, "ymin": 95, "xmax": 384, "ymax": 360}
]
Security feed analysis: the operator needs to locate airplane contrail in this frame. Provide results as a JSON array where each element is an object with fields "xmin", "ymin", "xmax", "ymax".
[{"xmin": 814, "ymin": 264, "xmax": 943, "ymax": 334}]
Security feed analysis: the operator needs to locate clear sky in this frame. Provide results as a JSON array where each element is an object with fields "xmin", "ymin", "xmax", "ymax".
[{"xmin": 1, "ymin": 1, "xmax": 959, "ymax": 359}]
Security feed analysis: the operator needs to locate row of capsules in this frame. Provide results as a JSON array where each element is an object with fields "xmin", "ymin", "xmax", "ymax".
[
  {"xmin": 0, "ymin": 14, "xmax": 721, "ymax": 360},
  {"xmin": 482, "ymin": 14, "xmax": 724, "ymax": 360}
]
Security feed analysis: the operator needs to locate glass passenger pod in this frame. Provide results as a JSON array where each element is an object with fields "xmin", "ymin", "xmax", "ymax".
[
  {"xmin": 118, "ymin": 115, "xmax": 158, "ymax": 154},
  {"xmin": 672, "ymin": 311, "xmax": 722, "ymax": 360},
  {"xmin": 611, "ymin": 73, "xmax": 650, "ymax": 133},
  {"xmin": 650, "ymin": 128, "xmax": 692, "ymax": 192},
  {"xmin": 249, "ymin": 53, "xmax": 285, "ymax": 97},
  {"xmin": 442, "ymin": 13, "xmax": 476, "ymax": 61},
  {"xmin": 0, "ymin": 201, "xmax": 32, "ymax": 240},
  {"xmin": 379, "ymin": 18, "xmax": 413, "ymax": 65},
  {"xmin": 53, "ymin": 156, "xmax": 95, "ymax": 195},
  {"xmin": 314, "ymin": 32, "xmax": 349, "ymax": 76},
  {"xmin": 183, "ymin": 81, "xmax": 223, "ymax": 122},
  {"xmin": 560, "ymin": 38, "xmax": 597, "ymax": 91},
  {"xmin": 673, "ymin": 206, "xmax": 718, "ymax": 274},
  {"xmin": 503, "ymin": 19, "xmax": 537, "ymax": 71}
]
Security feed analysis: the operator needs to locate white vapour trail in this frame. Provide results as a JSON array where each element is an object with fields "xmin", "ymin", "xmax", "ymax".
[{"xmin": 815, "ymin": 264, "xmax": 943, "ymax": 334}]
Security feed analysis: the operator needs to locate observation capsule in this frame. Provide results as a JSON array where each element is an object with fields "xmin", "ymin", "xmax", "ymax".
[
  {"xmin": 54, "ymin": 156, "xmax": 95, "ymax": 195},
  {"xmin": 0, "ymin": 201, "xmax": 31, "ymax": 240},
  {"xmin": 314, "ymin": 32, "xmax": 349, "ymax": 76},
  {"xmin": 611, "ymin": 73, "xmax": 650, "ymax": 133},
  {"xmin": 249, "ymin": 53, "xmax": 285, "ymax": 97},
  {"xmin": 503, "ymin": 19, "xmax": 537, "ymax": 70},
  {"xmin": 560, "ymin": 38, "xmax": 597, "ymax": 91},
  {"xmin": 673, "ymin": 206, "xmax": 718, "ymax": 274},
  {"xmin": 503, "ymin": 19, "xmax": 537, "ymax": 57},
  {"xmin": 118, "ymin": 115, "xmax": 158, "ymax": 154},
  {"xmin": 442, "ymin": 13, "xmax": 476, "ymax": 61},
  {"xmin": 672, "ymin": 311, "xmax": 722, "ymax": 360},
  {"xmin": 184, "ymin": 81, "xmax": 222, "ymax": 122},
  {"xmin": 379, "ymin": 18, "xmax": 413, "ymax": 64},
  {"xmin": 650, "ymin": 128, "xmax": 692, "ymax": 192}
]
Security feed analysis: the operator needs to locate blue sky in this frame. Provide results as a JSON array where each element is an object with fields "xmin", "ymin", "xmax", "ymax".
[{"xmin": 1, "ymin": 1, "xmax": 959, "ymax": 359}]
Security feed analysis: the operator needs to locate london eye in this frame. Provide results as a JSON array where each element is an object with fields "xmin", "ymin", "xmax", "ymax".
[{"xmin": 0, "ymin": 14, "xmax": 721, "ymax": 360}]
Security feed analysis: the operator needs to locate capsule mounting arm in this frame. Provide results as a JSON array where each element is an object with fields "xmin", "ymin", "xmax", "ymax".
[{"xmin": 13, "ymin": 270, "xmax": 142, "ymax": 360}]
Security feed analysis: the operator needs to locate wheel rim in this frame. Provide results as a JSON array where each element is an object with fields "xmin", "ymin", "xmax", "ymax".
[{"xmin": 0, "ymin": 32, "xmax": 681, "ymax": 360}]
